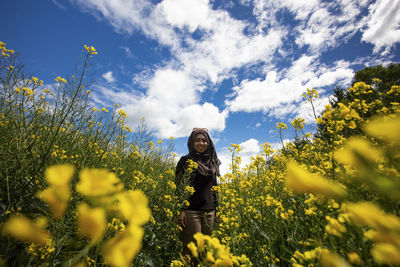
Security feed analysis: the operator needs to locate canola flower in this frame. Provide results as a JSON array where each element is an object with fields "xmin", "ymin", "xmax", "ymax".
[
  {"xmin": 36, "ymin": 164, "xmax": 75, "ymax": 218},
  {"xmin": 116, "ymin": 190, "xmax": 151, "ymax": 225},
  {"xmin": 77, "ymin": 168, "xmax": 124, "ymax": 198},
  {"xmin": 285, "ymin": 161, "xmax": 347, "ymax": 199},
  {"xmin": 344, "ymin": 202, "xmax": 400, "ymax": 232},
  {"xmin": 1, "ymin": 215, "xmax": 51, "ymax": 245},
  {"xmin": 102, "ymin": 224, "xmax": 144, "ymax": 267},
  {"xmin": 77, "ymin": 203, "xmax": 106, "ymax": 243},
  {"xmin": 2, "ymin": 164, "xmax": 151, "ymax": 267},
  {"xmin": 182, "ymin": 232, "xmax": 252, "ymax": 266},
  {"xmin": 364, "ymin": 114, "xmax": 400, "ymax": 143}
]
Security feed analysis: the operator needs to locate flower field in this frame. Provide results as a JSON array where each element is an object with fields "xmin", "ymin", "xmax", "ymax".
[{"xmin": 1, "ymin": 42, "xmax": 400, "ymax": 267}]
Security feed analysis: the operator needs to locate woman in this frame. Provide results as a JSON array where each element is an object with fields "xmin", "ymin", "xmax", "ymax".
[{"xmin": 175, "ymin": 128, "xmax": 221, "ymax": 255}]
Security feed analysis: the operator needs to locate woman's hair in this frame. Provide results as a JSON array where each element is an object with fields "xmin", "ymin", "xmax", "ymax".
[{"xmin": 187, "ymin": 128, "xmax": 221, "ymax": 177}]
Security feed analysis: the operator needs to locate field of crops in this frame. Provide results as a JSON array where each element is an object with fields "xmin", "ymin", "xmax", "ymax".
[{"xmin": 1, "ymin": 42, "xmax": 399, "ymax": 266}]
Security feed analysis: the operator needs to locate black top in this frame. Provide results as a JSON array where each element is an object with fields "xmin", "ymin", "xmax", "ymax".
[{"xmin": 175, "ymin": 155, "xmax": 219, "ymax": 211}]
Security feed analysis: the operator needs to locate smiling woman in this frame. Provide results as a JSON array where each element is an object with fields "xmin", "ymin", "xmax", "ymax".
[{"xmin": 175, "ymin": 127, "xmax": 221, "ymax": 257}]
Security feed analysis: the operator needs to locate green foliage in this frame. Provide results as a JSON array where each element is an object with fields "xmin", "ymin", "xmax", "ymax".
[
  {"xmin": 0, "ymin": 43, "xmax": 182, "ymax": 266},
  {"xmin": 352, "ymin": 63, "xmax": 400, "ymax": 91}
]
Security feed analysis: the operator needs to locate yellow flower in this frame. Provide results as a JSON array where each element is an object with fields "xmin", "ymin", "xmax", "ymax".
[
  {"xmin": 316, "ymin": 117, "xmax": 325, "ymax": 124},
  {"xmin": 291, "ymin": 118, "xmax": 305, "ymax": 130},
  {"xmin": 345, "ymin": 202, "xmax": 400, "ymax": 232},
  {"xmin": 193, "ymin": 232, "xmax": 211, "ymax": 252},
  {"xmin": 1, "ymin": 215, "xmax": 51, "ymax": 245},
  {"xmin": 347, "ymin": 120, "xmax": 356, "ymax": 129},
  {"xmin": 170, "ymin": 260, "xmax": 184, "ymax": 267},
  {"xmin": 23, "ymin": 87, "xmax": 34, "ymax": 96},
  {"xmin": 205, "ymin": 251, "xmax": 215, "ymax": 263},
  {"xmin": 371, "ymin": 243, "xmax": 400, "ymax": 265},
  {"xmin": 319, "ymin": 250, "xmax": 351, "ymax": 267},
  {"xmin": 184, "ymin": 185, "xmax": 195, "ymax": 195},
  {"xmin": 364, "ymin": 114, "xmax": 400, "ymax": 143},
  {"xmin": 347, "ymin": 252, "xmax": 362, "ymax": 264},
  {"xmin": 325, "ymin": 216, "xmax": 346, "ymax": 237},
  {"xmin": 45, "ymin": 164, "xmax": 75, "ymax": 186},
  {"xmin": 37, "ymin": 187, "xmax": 68, "ymax": 219},
  {"xmin": 285, "ymin": 161, "xmax": 347, "ymax": 199},
  {"xmin": 103, "ymin": 225, "xmax": 144, "ymax": 267},
  {"xmin": 118, "ymin": 109, "xmax": 127, "ymax": 118},
  {"xmin": 37, "ymin": 164, "xmax": 75, "ymax": 218},
  {"xmin": 77, "ymin": 203, "xmax": 106, "ymax": 243},
  {"xmin": 187, "ymin": 242, "xmax": 198, "ymax": 258},
  {"xmin": 304, "ymin": 208, "xmax": 316, "ymax": 216},
  {"xmin": 275, "ymin": 122, "xmax": 287, "ymax": 130},
  {"xmin": 187, "ymin": 159, "xmax": 198, "ymax": 173},
  {"xmin": 77, "ymin": 168, "xmax": 123, "ymax": 197},
  {"xmin": 334, "ymin": 137, "xmax": 381, "ymax": 168},
  {"xmin": 117, "ymin": 190, "xmax": 151, "ymax": 225}
]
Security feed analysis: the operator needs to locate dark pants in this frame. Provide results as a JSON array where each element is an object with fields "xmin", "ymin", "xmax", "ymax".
[{"xmin": 182, "ymin": 210, "xmax": 215, "ymax": 256}]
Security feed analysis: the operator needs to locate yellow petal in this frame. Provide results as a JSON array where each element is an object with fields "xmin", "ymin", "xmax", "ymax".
[
  {"xmin": 1, "ymin": 215, "xmax": 51, "ymax": 245},
  {"xmin": 45, "ymin": 164, "xmax": 75, "ymax": 186},
  {"xmin": 77, "ymin": 203, "xmax": 106, "ymax": 243},
  {"xmin": 286, "ymin": 161, "xmax": 347, "ymax": 199}
]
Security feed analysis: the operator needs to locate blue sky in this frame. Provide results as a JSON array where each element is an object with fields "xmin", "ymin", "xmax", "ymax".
[{"xmin": 2, "ymin": 0, "xmax": 400, "ymax": 174}]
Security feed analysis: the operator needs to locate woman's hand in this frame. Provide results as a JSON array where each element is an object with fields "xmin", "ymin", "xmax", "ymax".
[{"xmin": 178, "ymin": 211, "xmax": 186, "ymax": 227}]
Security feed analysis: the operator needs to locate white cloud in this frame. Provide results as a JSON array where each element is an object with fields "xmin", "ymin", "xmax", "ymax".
[
  {"xmin": 217, "ymin": 149, "xmax": 232, "ymax": 176},
  {"xmin": 362, "ymin": 0, "xmax": 400, "ymax": 54},
  {"xmin": 91, "ymin": 84, "xmax": 141, "ymax": 106},
  {"xmin": 253, "ymin": 0, "xmax": 372, "ymax": 54},
  {"xmin": 102, "ymin": 71, "xmax": 115, "ymax": 83},
  {"xmin": 217, "ymin": 138, "xmax": 261, "ymax": 176},
  {"xmin": 240, "ymin": 138, "xmax": 260, "ymax": 155},
  {"xmin": 225, "ymin": 58, "xmax": 354, "ymax": 117},
  {"xmin": 71, "ymin": 0, "xmax": 398, "ymax": 142},
  {"xmin": 121, "ymin": 98, "xmax": 228, "ymax": 139},
  {"xmin": 72, "ymin": 0, "xmax": 285, "ymax": 137},
  {"xmin": 147, "ymin": 69, "xmax": 199, "ymax": 106},
  {"xmin": 159, "ymin": 0, "xmax": 212, "ymax": 32}
]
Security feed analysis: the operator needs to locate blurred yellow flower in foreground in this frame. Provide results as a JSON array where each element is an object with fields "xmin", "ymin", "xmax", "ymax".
[
  {"xmin": 37, "ymin": 164, "xmax": 75, "ymax": 218},
  {"xmin": 319, "ymin": 250, "xmax": 351, "ymax": 267},
  {"xmin": 77, "ymin": 203, "xmax": 106, "ymax": 243},
  {"xmin": 285, "ymin": 161, "xmax": 347, "ymax": 199},
  {"xmin": 364, "ymin": 114, "xmax": 400, "ymax": 143},
  {"xmin": 103, "ymin": 225, "xmax": 144, "ymax": 267},
  {"xmin": 1, "ymin": 215, "xmax": 51, "ymax": 245},
  {"xmin": 347, "ymin": 252, "xmax": 362, "ymax": 265},
  {"xmin": 117, "ymin": 190, "xmax": 151, "ymax": 225},
  {"xmin": 334, "ymin": 137, "xmax": 381, "ymax": 169},
  {"xmin": 45, "ymin": 164, "xmax": 75, "ymax": 186},
  {"xmin": 187, "ymin": 242, "xmax": 198, "ymax": 258},
  {"xmin": 77, "ymin": 168, "xmax": 123, "ymax": 197},
  {"xmin": 345, "ymin": 202, "xmax": 400, "ymax": 232},
  {"xmin": 371, "ymin": 243, "xmax": 400, "ymax": 265},
  {"xmin": 37, "ymin": 188, "xmax": 69, "ymax": 219}
]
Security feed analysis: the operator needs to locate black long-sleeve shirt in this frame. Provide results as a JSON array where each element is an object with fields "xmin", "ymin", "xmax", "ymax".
[{"xmin": 175, "ymin": 155, "xmax": 218, "ymax": 211}]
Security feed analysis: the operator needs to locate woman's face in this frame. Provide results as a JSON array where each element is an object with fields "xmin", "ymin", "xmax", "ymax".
[{"xmin": 194, "ymin": 133, "xmax": 208, "ymax": 153}]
